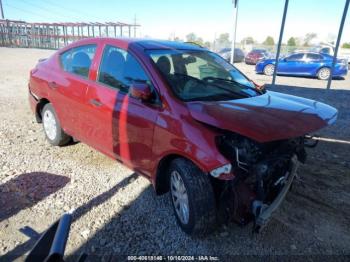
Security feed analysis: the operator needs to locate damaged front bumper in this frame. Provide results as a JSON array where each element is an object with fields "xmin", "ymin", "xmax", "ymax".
[{"xmin": 253, "ymin": 155, "xmax": 299, "ymax": 231}]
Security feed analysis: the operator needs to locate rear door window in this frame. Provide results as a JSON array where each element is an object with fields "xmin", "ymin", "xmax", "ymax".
[
  {"xmin": 59, "ymin": 45, "xmax": 97, "ymax": 78},
  {"xmin": 306, "ymin": 53, "xmax": 323, "ymax": 61}
]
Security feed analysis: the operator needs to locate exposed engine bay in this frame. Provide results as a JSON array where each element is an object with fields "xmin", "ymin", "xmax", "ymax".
[{"xmin": 214, "ymin": 132, "xmax": 315, "ymax": 232}]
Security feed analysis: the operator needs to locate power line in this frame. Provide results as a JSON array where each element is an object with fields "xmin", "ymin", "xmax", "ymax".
[
  {"xmin": 40, "ymin": 0, "xmax": 137, "ymax": 25},
  {"xmin": 4, "ymin": 2, "xmax": 57, "ymax": 21},
  {"xmin": 38, "ymin": 0, "xmax": 105, "ymax": 22},
  {"xmin": 19, "ymin": 0, "xmax": 78, "ymax": 21}
]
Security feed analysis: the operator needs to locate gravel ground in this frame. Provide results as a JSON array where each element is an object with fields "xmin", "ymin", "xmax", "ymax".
[{"xmin": 0, "ymin": 47, "xmax": 349, "ymax": 261}]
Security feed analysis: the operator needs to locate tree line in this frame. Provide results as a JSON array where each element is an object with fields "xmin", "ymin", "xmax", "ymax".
[{"xmin": 180, "ymin": 32, "xmax": 350, "ymax": 49}]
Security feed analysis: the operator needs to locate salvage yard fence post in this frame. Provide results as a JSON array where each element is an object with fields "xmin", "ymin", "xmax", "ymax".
[
  {"xmin": 327, "ymin": 0, "xmax": 350, "ymax": 90},
  {"xmin": 0, "ymin": 19, "xmax": 140, "ymax": 49},
  {"xmin": 272, "ymin": 0, "xmax": 289, "ymax": 86}
]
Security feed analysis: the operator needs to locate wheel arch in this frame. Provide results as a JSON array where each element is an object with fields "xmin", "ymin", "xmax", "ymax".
[
  {"xmin": 35, "ymin": 98, "xmax": 50, "ymax": 123},
  {"xmin": 317, "ymin": 65, "xmax": 331, "ymax": 72},
  {"xmin": 316, "ymin": 66, "xmax": 331, "ymax": 79},
  {"xmin": 154, "ymin": 153, "xmax": 207, "ymax": 195},
  {"xmin": 263, "ymin": 63, "xmax": 275, "ymax": 75}
]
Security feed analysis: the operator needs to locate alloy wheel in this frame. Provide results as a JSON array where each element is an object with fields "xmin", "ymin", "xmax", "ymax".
[
  {"xmin": 264, "ymin": 64, "xmax": 275, "ymax": 76},
  {"xmin": 319, "ymin": 68, "xmax": 330, "ymax": 80},
  {"xmin": 43, "ymin": 110, "xmax": 57, "ymax": 140},
  {"xmin": 170, "ymin": 170, "xmax": 190, "ymax": 225}
]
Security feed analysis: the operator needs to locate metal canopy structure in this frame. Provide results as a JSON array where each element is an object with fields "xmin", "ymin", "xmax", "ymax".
[
  {"xmin": 0, "ymin": 19, "xmax": 140, "ymax": 49},
  {"xmin": 231, "ymin": 0, "xmax": 350, "ymax": 90}
]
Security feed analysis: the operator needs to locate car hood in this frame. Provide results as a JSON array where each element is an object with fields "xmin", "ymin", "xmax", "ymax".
[{"xmin": 186, "ymin": 91, "xmax": 337, "ymax": 142}]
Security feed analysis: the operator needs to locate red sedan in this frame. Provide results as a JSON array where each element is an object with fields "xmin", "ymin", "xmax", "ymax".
[
  {"xmin": 245, "ymin": 49, "xmax": 269, "ymax": 65},
  {"xmin": 28, "ymin": 38, "xmax": 337, "ymax": 235}
]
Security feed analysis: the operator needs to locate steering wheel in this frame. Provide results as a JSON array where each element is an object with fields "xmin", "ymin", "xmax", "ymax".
[
  {"xmin": 202, "ymin": 76, "xmax": 233, "ymax": 84},
  {"xmin": 174, "ymin": 73, "xmax": 203, "ymax": 83},
  {"xmin": 202, "ymin": 76, "xmax": 216, "ymax": 82}
]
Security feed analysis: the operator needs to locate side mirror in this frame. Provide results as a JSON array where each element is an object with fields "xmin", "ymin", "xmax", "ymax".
[{"xmin": 129, "ymin": 83, "xmax": 152, "ymax": 101}]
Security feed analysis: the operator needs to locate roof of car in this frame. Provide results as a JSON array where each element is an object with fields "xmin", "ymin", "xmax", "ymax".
[
  {"xmin": 291, "ymin": 51, "xmax": 324, "ymax": 55},
  {"xmin": 75, "ymin": 37, "xmax": 205, "ymax": 51},
  {"xmin": 251, "ymin": 49, "xmax": 267, "ymax": 52},
  {"xmin": 134, "ymin": 39, "xmax": 205, "ymax": 50}
]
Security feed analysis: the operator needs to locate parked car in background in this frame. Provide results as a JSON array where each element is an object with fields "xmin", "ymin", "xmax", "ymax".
[
  {"xmin": 245, "ymin": 49, "xmax": 270, "ymax": 65},
  {"xmin": 256, "ymin": 52, "xmax": 348, "ymax": 80},
  {"xmin": 218, "ymin": 47, "xmax": 245, "ymax": 63},
  {"xmin": 312, "ymin": 44, "xmax": 350, "ymax": 65},
  {"xmin": 29, "ymin": 38, "xmax": 337, "ymax": 236}
]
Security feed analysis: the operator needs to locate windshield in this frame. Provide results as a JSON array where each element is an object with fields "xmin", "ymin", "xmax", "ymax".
[{"xmin": 147, "ymin": 49, "xmax": 262, "ymax": 102}]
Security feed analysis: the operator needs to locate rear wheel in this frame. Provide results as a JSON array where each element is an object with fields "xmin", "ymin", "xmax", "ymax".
[
  {"xmin": 263, "ymin": 64, "xmax": 275, "ymax": 76},
  {"xmin": 42, "ymin": 103, "xmax": 71, "ymax": 146},
  {"xmin": 317, "ymin": 67, "xmax": 331, "ymax": 80},
  {"xmin": 169, "ymin": 158, "xmax": 217, "ymax": 236}
]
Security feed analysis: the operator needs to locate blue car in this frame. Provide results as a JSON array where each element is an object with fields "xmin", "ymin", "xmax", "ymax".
[{"xmin": 255, "ymin": 52, "xmax": 348, "ymax": 80}]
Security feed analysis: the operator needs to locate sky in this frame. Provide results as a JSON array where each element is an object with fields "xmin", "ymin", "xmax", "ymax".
[{"xmin": 2, "ymin": 0, "xmax": 350, "ymax": 44}]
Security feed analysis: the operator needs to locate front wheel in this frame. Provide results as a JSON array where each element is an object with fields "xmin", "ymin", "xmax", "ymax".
[
  {"xmin": 317, "ymin": 67, "xmax": 331, "ymax": 80},
  {"xmin": 263, "ymin": 64, "xmax": 275, "ymax": 76},
  {"xmin": 169, "ymin": 158, "xmax": 217, "ymax": 236},
  {"xmin": 42, "ymin": 103, "xmax": 71, "ymax": 146}
]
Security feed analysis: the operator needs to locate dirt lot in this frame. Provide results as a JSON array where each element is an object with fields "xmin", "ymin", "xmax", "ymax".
[{"xmin": 0, "ymin": 47, "xmax": 349, "ymax": 260}]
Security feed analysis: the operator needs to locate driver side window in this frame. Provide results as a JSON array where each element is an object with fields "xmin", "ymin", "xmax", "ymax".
[{"xmin": 98, "ymin": 45, "xmax": 153, "ymax": 93}]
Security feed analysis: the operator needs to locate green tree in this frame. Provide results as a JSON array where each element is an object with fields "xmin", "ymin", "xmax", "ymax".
[
  {"xmin": 241, "ymin": 36, "xmax": 255, "ymax": 44},
  {"xmin": 186, "ymin": 33, "xmax": 197, "ymax": 42},
  {"xmin": 186, "ymin": 33, "xmax": 204, "ymax": 46},
  {"xmin": 287, "ymin": 37, "xmax": 296, "ymax": 46},
  {"xmin": 303, "ymin": 33, "xmax": 317, "ymax": 46},
  {"xmin": 173, "ymin": 36, "xmax": 183, "ymax": 42},
  {"xmin": 204, "ymin": 41, "xmax": 211, "ymax": 49},
  {"xmin": 263, "ymin": 36, "xmax": 275, "ymax": 46},
  {"xmin": 342, "ymin": 42, "xmax": 350, "ymax": 48},
  {"xmin": 216, "ymin": 33, "xmax": 231, "ymax": 47}
]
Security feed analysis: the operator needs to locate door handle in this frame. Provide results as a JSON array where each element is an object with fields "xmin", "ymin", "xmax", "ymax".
[
  {"xmin": 48, "ymin": 81, "xmax": 58, "ymax": 89},
  {"xmin": 89, "ymin": 99, "xmax": 103, "ymax": 107}
]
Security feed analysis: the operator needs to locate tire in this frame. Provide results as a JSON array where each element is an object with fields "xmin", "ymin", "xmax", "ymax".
[
  {"xmin": 169, "ymin": 158, "xmax": 216, "ymax": 236},
  {"xmin": 317, "ymin": 67, "xmax": 331, "ymax": 80},
  {"xmin": 42, "ymin": 103, "xmax": 71, "ymax": 146},
  {"xmin": 263, "ymin": 64, "xmax": 275, "ymax": 76}
]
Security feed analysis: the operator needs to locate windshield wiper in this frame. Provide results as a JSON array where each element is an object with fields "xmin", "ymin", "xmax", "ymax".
[
  {"xmin": 206, "ymin": 77, "xmax": 251, "ymax": 88},
  {"xmin": 174, "ymin": 74, "xmax": 249, "ymax": 99},
  {"xmin": 204, "ymin": 78, "xmax": 250, "ymax": 98},
  {"xmin": 206, "ymin": 77, "xmax": 263, "ymax": 95}
]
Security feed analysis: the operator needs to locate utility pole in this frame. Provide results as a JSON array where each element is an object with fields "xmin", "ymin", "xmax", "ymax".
[
  {"xmin": 230, "ymin": 0, "xmax": 239, "ymax": 64},
  {"xmin": 213, "ymin": 32, "xmax": 217, "ymax": 51},
  {"xmin": 0, "ymin": 0, "xmax": 5, "ymax": 19},
  {"xmin": 133, "ymin": 14, "xmax": 137, "ymax": 38}
]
